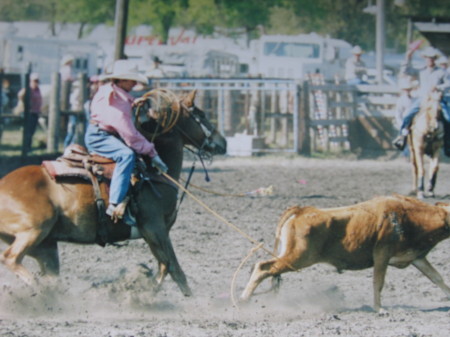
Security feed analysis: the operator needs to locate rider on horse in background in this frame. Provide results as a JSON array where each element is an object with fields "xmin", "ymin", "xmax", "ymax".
[
  {"xmin": 85, "ymin": 60, "xmax": 168, "ymax": 224},
  {"xmin": 392, "ymin": 46, "xmax": 449, "ymax": 154}
]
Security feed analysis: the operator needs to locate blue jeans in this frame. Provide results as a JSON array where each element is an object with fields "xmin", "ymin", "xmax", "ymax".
[
  {"xmin": 85, "ymin": 124, "xmax": 136, "ymax": 205},
  {"xmin": 400, "ymin": 96, "xmax": 450, "ymax": 130},
  {"xmin": 64, "ymin": 115, "xmax": 77, "ymax": 148},
  {"xmin": 25, "ymin": 113, "xmax": 39, "ymax": 152}
]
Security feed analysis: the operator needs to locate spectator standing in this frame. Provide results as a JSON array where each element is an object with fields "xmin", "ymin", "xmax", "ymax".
[
  {"xmin": 145, "ymin": 56, "xmax": 166, "ymax": 79},
  {"xmin": 83, "ymin": 75, "xmax": 101, "ymax": 126},
  {"xmin": 345, "ymin": 46, "xmax": 368, "ymax": 85},
  {"xmin": 17, "ymin": 73, "xmax": 42, "ymax": 152},
  {"xmin": 60, "ymin": 55, "xmax": 75, "ymax": 82},
  {"xmin": 60, "ymin": 54, "xmax": 79, "ymax": 148}
]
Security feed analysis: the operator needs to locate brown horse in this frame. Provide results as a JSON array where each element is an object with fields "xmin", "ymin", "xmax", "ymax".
[
  {"xmin": 408, "ymin": 90, "xmax": 444, "ymax": 199},
  {"xmin": 0, "ymin": 89, "xmax": 226, "ymax": 296}
]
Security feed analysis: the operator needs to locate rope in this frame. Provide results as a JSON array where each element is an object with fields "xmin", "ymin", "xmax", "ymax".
[
  {"xmin": 161, "ymin": 172, "xmax": 275, "ymax": 256},
  {"xmin": 180, "ymin": 178, "xmax": 248, "ymax": 197},
  {"xmin": 134, "ymin": 88, "xmax": 182, "ymax": 140},
  {"xmin": 179, "ymin": 177, "xmax": 273, "ymax": 198},
  {"xmin": 160, "ymin": 170, "xmax": 297, "ymax": 307},
  {"xmin": 230, "ymin": 242, "xmax": 263, "ymax": 308}
]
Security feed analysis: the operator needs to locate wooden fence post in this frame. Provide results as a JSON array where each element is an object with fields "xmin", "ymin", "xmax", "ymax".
[
  {"xmin": 75, "ymin": 73, "xmax": 88, "ymax": 146},
  {"xmin": 21, "ymin": 70, "xmax": 31, "ymax": 156},
  {"xmin": 299, "ymin": 81, "xmax": 311, "ymax": 155},
  {"xmin": 47, "ymin": 72, "xmax": 61, "ymax": 153}
]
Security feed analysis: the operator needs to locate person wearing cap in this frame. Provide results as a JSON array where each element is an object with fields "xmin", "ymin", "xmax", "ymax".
[
  {"xmin": 60, "ymin": 54, "xmax": 75, "ymax": 82},
  {"xmin": 83, "ymin": 75, "xmax": 101, "ymax": 126},
  {"xmin": 345, "ymin": 45, "xmax": 368, "ymax": 85},
  {"xmin": 60, "ymin": 54, "xmax": 79, "ymax": 148},
  {"xmin": 145, "ymin": 56, "xmax": 166, "ymax": 79},
  {"xmin": 395, "ymin": 78, "xmax": 415, "ymax": 131},
  {"xmin": 393, "ymin": 46, "xmax": 448, "ymax": 151},
  {"xmin": 84, "ymin": 59, "xmax": 168, "ymax": 223}
]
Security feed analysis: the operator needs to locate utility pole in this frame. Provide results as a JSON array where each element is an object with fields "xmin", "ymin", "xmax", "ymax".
[
  {"xmin": 375, "ymin": 0, "xmax": 385, "ymax": 84},
  {"xmin": 114, "ymin": 0, "xmax": 129, "ymax": 61}
]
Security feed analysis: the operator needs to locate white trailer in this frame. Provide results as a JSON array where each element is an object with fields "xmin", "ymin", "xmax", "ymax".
[
  {"xmin": 242, "ymin": 33, "xmax": 352, "ymax": 81},
  {"xmin": 0, "ymin": 36, "xmax": 99, "ymax": 84}
]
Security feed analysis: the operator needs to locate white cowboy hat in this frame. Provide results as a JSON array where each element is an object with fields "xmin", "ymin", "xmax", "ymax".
[
  {"xmin": 351, "ymin": 46, "xmax": 363, "ymax": 55},
  {"xmin": 30, "ymin": 72, "xmax": 39, "ymax": 81},
  {"xmin": 106, "ymin": 60, "xmax": 148, "ymax": 84},
  {"xmin": 61, "ymin": 54, "xmax": 75, "ymax": 65},
  {"xmin": 421, "ymin": 47, "xmax": 439, "ymax": 59}
]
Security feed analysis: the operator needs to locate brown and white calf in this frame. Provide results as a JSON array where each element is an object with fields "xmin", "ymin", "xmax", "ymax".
[{"xmin": 240, "ymin": 195, "xmax": 450, "ymax": 312}]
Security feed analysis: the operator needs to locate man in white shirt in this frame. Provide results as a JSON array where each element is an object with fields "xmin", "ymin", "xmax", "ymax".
[
  {"xmin": 345, "ymin": 46, "xmax": 368, "ymax": 85},
  {"xmin": 392, "ymin": 47, "xmax": 447, "ymax": 151}
]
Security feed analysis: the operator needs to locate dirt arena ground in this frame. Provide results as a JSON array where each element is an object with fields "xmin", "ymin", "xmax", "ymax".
[{"xmin": 1, "ymin": 153, "xmax": 450, "ymax": 337}]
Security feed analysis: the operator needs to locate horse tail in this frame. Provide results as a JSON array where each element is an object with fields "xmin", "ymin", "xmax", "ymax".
[{"xmin": 273, "ymin": 206, "xmax": 302, "ymax": 256}]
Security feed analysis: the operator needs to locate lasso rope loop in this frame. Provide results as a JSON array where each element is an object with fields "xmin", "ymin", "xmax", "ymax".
[
  {"xmin": 159, "ymin": 171, "xmax": 296, "ymax": 307},
  {"xmin": 231, "ymin": 242, "xmax": 264, "ymax": 309},
  {"xmin": 135, "ymin": 88, "xmax": 182, "ymax": 140}
]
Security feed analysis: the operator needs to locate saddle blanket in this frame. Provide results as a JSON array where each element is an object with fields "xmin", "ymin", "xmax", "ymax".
[{"xmin": 42, "ymin": 160, "xmax": 92, "ymax": 181}]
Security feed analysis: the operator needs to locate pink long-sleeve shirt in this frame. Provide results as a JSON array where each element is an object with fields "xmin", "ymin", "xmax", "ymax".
[{"xmin": 90, "ymin": 83, "xmax": 158, "ymax": 158}]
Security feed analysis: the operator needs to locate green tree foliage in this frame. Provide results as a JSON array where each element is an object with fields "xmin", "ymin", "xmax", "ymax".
[
  {"xmin": 129, "ymin": 0, "xmax": 188, "ymax": 44},
  {"xmin": 1, "ymin": 0, "xmax": 450, "ymax": 51},
  {"xmin": 214, "ymin": 0, "xmax": 279, "ymax": 40},
  {"xmin": 54, "ymin": 0, "xmax": 115, "ymax": 38},
  {"xmin": 0, "ymin": 0, "xmax": 51, "ymax": 22},
  {"xmin": 0, "ymin": 0, "xmax": 115, "ymax": 38},
  {"xmin": 177, "ymin": 0, "xmax": 220, "ymax": 36}
]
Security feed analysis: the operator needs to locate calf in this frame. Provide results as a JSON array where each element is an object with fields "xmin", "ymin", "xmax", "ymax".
[{"xmin": 240, "ymin": 195, "xmax": 450, "ymax": 312}]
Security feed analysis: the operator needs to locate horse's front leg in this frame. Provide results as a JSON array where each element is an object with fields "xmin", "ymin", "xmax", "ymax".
[
  {"xmin": 409, "ymin": 144, "xmax": 419, "ymax": 196},
  {"xmin": 139, "ymin": 215, "xmax": 192, "ymax": 297},
  {"xmin": 153, "ymin": 262, "xmax": 168, "ymax": 292},
  {"xmin": 414, "ymin": 149, "xmax": 425, "ymax": 199},
  {"xmin": 426, "ymin": 154, "xmax": 440, "ymax": 197}
]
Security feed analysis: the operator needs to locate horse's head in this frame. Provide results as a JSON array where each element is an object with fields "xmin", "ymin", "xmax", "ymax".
[
  {"xmin": 178, "ymin": 90, "xmax": 227, "ymax": 156},
  {"xmin": 136, "ymin": 88, "xmax": 226, "ymax": 156}
]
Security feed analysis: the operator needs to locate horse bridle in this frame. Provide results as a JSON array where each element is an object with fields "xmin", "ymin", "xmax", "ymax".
[{"xmin": 178, "ymin": 102, "xmax": 217, "ymax": 158}]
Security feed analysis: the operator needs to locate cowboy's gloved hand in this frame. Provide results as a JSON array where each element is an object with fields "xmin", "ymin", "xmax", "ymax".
[{"xmin": 151, "ymin": 155, "xmax": 168, "ymax": 174}]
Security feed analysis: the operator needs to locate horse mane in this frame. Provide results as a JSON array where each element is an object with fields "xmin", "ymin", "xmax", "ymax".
[{"xmin": 420, "ymin": 91, "xmax": 442, "ymax": 124}]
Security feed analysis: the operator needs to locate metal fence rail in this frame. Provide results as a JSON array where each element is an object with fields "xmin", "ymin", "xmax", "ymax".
[
  {"xmin": 153, "ymin": 78, "xmax": 300, "ymax": 154},
  {"xmin": 1, "ymin": 75, "xmax": 400, "ymax": 156}
]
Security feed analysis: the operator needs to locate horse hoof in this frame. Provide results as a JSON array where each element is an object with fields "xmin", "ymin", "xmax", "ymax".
[
  {"xmin": 426, "ymin": 191, "xmax": 435, "ymax": 198},
  {"xmin": 182, "ymin": 286, "xmax": 193, "ymax": 297}
]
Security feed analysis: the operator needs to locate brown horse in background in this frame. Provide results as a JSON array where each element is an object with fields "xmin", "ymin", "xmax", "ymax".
[
  {"xmin": 0, "ymin": 89, "xmax": 226, "ymax": 296},
  {"xmin": 408, "ymin": 90, "xmax": 444, "ymax": 199}
]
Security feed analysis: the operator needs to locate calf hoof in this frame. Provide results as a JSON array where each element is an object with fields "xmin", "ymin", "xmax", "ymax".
[
  {"xmin": 239, "ymin": 293, "xmax": 251, "ymax": 303},
  {"xmin": 377, "ymin": 308, "xmax": 389, "ymax": 317}
]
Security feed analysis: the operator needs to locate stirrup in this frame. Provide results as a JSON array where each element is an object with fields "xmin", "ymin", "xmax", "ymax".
[
  {"xmin": 392, "ymin": 135, "xmax": 406, "ymax": 151},
  {"xmin": 106, "ymin": 204, "xmax": 136, "ymax": 226}
]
